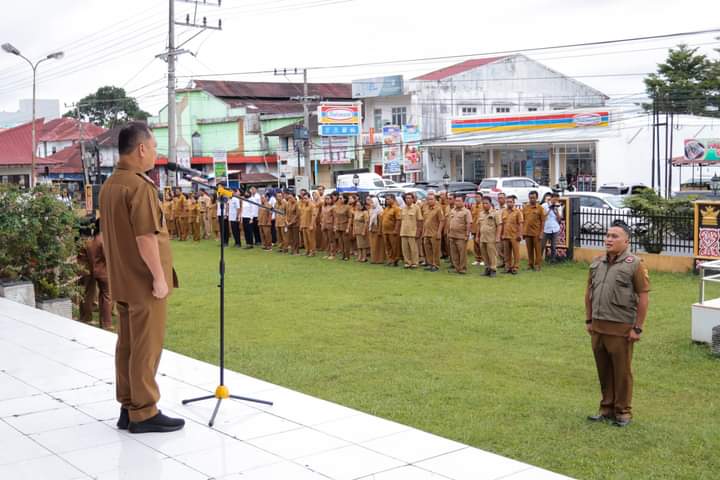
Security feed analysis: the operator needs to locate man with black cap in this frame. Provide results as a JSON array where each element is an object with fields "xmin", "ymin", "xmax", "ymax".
[{"xmin": 585, "ymin": 220, "xmax": 650, "ymax": 427}]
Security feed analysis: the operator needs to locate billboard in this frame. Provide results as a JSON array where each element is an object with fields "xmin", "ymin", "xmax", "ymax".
[
  {"xmin": 212, "ymin": 149, "xmax": 227, "ymax": 182},
  {"xmin": 318, "ymin": 102, "xmax": 361, "ymax": 136},
  {"xmin": 382, "ymin": 125, "xmax": 402, "ymax": 175},
  {"xmin": 685, "ymin": 139, "xmax": 720, "ymax": 162},
  {"xmin": 319, "ymin": 137, "xmax": 355, "ymax": 165},
  {"xmin": 402, "ymin": 125, "xmax": 422, "ymax": 173},
  {"xmin": 451, "ymin": 111, "xmax": 610, "ymax": 135},
  {"xmin": 352, "ymin": 75, "xmax": 404, "ymax": 98}
]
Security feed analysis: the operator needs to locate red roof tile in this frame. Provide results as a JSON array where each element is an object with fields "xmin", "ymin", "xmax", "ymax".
[
  {"xmin": 38, "ymin": 117, "xmax": 106, "ymax": 142},
  {"xmin": 0, "ymin": 119, "xmax": 58, "ymax": 166},
  {"xmin": 413, "ymin": 56, "xmax": 508, "ymax": 81},
  {"xmin": 39, "ymin": 144, "xmax": 84, "ymax": 174},
  {"xmin": 193, "ymin": 80, "xmax": 352, "ymax": 101}
]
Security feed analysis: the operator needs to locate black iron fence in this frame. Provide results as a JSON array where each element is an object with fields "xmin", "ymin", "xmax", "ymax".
[{"xmin": 572, "ymin": 207, "xmax": 693, "ymax": 255}]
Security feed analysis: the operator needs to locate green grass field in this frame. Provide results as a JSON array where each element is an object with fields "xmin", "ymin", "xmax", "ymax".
[{"xmin": 166, "ymin": 239, "xmax": 718, "ymax": 480}]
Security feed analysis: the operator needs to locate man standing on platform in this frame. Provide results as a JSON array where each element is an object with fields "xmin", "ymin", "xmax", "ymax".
[
  {"xmin": 99, "ymin": 122, "xmax": 184, "ymax": 434},
  {"xmin": 585, "ymin": 221, "xmax": 650, "ymax": 427},
  {"xmin": 522, "ymin": 190, "xmax": 546, "ymax": 271}
]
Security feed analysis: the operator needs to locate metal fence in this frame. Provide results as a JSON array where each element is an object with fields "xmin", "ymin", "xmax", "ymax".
[{"xmin": 572, "ymin": 208, "xmax": 693, "ymax": 255}]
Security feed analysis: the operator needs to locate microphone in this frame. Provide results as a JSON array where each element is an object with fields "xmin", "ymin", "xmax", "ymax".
[{"xmin": 166, "ymin": 162, "xmax": 209, "ymax": 179}]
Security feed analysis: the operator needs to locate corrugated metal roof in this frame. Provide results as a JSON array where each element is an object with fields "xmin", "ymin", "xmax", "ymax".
[
  {"xmin": 413, "ymin": 56, "xmax": 508, "ymax": 81},
  {"xmin": 264, "ymin": 115, "xmax": 319, "ymax": 137},
  {"xmin": 0, "ymin": 119, "xmax": 59, "ymax": 166},
  {"xmin": 38, "ymin": 117, "xmax": 106, "ymax": 142},
  {"xmin": 39, "ymin": 144, "xmax": 83, "ymax": 174},
  {"xmin": 94, "ymin": 125, "xmax": 123, "ymax": 147},
  {"xmin": 193, "ymin": 80, "xmax": 352, "ymax": 100}
]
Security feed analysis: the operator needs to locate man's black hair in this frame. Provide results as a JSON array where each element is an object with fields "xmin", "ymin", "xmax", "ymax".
[
  {"xmin": 507, "ymin": 194, "xmax": 518, "ymax": 200},
  {"xmin": 551, "ymin": 192, "xmax": 560, "ymax": 198},
  {"xmin": 611, "ymin": 219, "xmax": 632, "ymax": 237},
  {"xmin": 529, "ymin": 190, "xmax": 538, "ymax": 197},
  {"xmin": 118, "ymin": 122, "xmax": 152, "ymax": 155}
]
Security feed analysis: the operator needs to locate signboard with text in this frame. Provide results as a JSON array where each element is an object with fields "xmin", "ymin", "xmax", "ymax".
[
  {"xmin": 352, "ymin": 75, "xmax": 404, "ymax": 98},
  {"xmin": 402, "ymin": 125, "xmax": 422, "ymax": 173},
  {"xmin": 382, "ymin": 125, "xmax": 402, "ymax": 175},
  {"xmin": 318, "ymin": 102, "xmax": 361, "ymax": 137},
  {"xmin": 319, "ymin": 137, "xmax": 355, "ymax": 164},
  {"xmin": 685, "ymin": 139, "xmax": 720, "ymax": 162},
  {"xmin": 212, "ymin": 150, "xmax": 228, "ymax": 183},
  {"xmin": 451, "ymin": 111, "xmax": 610, "ymax": 135}
]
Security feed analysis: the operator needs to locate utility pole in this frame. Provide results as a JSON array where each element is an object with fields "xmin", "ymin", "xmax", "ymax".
[
  {"xmin": 274, "ymin": 68, "xmax": 320, "ymax": 179},
  {"xmin": 162, "ymin": 0, "xmax": 221, "ymax": 186}
]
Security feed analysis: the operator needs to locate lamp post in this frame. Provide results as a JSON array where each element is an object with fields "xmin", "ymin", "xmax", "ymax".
[
  {"xmin": 711, "ymin": 174, "xmax": 720, "ymax": 197},
  {"xmin": 2, "ymin": 43, "xmax": 64, "ymax": 188},
  {"xmin": 559, "ymin": 175, "xmax": 568, "ymax": 196}
]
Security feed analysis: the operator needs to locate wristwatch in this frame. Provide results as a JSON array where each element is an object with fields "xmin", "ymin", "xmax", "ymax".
[{"xmin": 632, "ymin": 326, "xmax": 643, "ymax": 334}]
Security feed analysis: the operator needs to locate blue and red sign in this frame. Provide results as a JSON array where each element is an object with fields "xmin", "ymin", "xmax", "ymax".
[{"xmin": 451, "ymin": 111, "xmax": 610, "ymax": 135}]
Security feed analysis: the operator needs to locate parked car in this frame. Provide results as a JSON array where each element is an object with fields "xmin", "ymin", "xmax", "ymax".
[
  {"xmin": 412, "ymin": 182, "xmax": 440, "ymax": 191},
  {"xmin": 565, "ymin": 192, "xmax": 646, "ymax": 234},
  {"xmin": 478, "ymin": 177, "xmax": 552, "ymax": 204},
  {"xmin": 597, "ymin": 182, "xmax": 649, "ymax": 196},
  {"xmin": 336, "ymin": 173, "xmax": 385, "ymax": 192}
]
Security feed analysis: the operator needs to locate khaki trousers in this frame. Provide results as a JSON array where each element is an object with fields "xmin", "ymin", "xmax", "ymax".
[
  {"xmin": 449, "ymin": 237, "xmax": 468, "ymax": 273},
  {"xmin": 401, "ymin": 236, "xmax": 419, "ymax": 266},
  {"xmin": 502, "ymin": 238, "xmax": 520, "ymax": 272},
  {"xmin": 369, "ymin": 231, "xmax": 385, "ymax": 263},
  {"xmin": 473, "ymin": 238, "xmax": 483, "ymax": 261},
  {"xmin": 302, "ymin": 228, "xmax": 316, "ymax": 254},
  {"xmin": 322, "ymin": 229, "xmax": 335, "ymax": 256},
  {"xmin": 276, "ymin": 225, "xmax": 286, "ymax": 251},
  {"xmin": 525, "ymin": 235, "xmax": 543, "ymax": 269},
  {"xmin": 288, "ymin": 225, "xmax": 300, "ymax": 253},
  {"xmin": 179, "ymin": 218, "xmax": 189, "ymax": 241},
  {"xmin": 167, "ymin": 218, "xmax": 176, "ymax": 238},
  {"xmin": 192, "ymin": 221, "xmax": 201, "ymax": 241},
  {"xmin": 383, "ymin": 233, "xmax": 401, "ymax": 263},
  {"xmin": 335, "ymin": 230, "xmax": 352, "ymax": 259},
  {"xmin": 496, "ymin": 240, "xmax": 505, "ymax": 267},
  {"xmin": 80, "ymin": 275, "xmax": 113, "ymax": 329},
  {"xmin": 591, "ymin": 332, "xmax": 634, "ymax": 419},
  {"xmin": 203, "ymin": 214, "xmax": 212, "ymax": 239},
  {"xmin": 115, "ymin": 297, "xmax": 166, "ymax": 423},
  {"xmin": 260, "ymin": 225, "xmax": 272, "ymax": 248},
  {"xmin": 423, "ymin": 237, "xmax": 441, "ymax": 267},
  {"xmin": 480, "ymin": 241, "xmax": 498, "ymax": 271}
]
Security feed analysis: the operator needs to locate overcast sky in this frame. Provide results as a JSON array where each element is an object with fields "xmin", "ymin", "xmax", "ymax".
[{"xmin": 0, "ymin": 0, "xmax": 718, "ymax": 117}]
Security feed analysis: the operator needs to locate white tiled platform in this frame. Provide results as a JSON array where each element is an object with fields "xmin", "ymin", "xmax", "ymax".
[{"xmin": 0, "ymin": 298, "xmax": 573, "ymax": 480}]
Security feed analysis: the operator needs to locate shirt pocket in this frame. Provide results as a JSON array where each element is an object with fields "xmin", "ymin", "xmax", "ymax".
[{"xmin": 612, "ymin": 272, "xmax": 634, "ymax": 306}]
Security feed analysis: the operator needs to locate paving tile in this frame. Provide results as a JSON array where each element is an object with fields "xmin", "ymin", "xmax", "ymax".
[
  {"xmin": 0, "ymin": 454, "xmax": 88, "ymax": 480},
  {"xmin": 362, "ymin": 429, "xmax": 466, "ymax": 464},
  {"xmin": 0, "ymin": 373, "xmax": 40, "ymax": 401},
  {"xmin": 214, "ymin": 410, "xmax": 303, "ymax": 441},
  {"xmin": 248, "ymin": 426, "xmax": 349, "ymax": 460},
  {"xmin": 94, "ymin": 457, "xmax": 206, "ymax": 480},
  {"xmin": 75, "ymin": 399, "xmax": 121, "ymax": 422},
  {"xmin": 223, "ymin": 460, "xmax": 329, "ymax": 480},
  {"xmin": 314, "ymin": 413, "xmax": 409, "ymax": 443},
  {"xmin": 131, "ymin": 418, "xmax": 236, "ymax": 457},
  {"xmin": 59, "ymin": 437, "xmax": 166, "ymax": 476},
  {"xmin": 297, "ymin": 444, "xmax": 404, "ymax": 480},
  {"xmin": 51, "ymin": 382, "xmax": 116, "ymax": 407},
  {"xmin": 30, "ymin": 421, "xmax": 123, "ymax": 454},
  {"xmin": 502, "ymin": 466, "xmax": 576, "ymax": 479},
  {"xmin": 415, "ymin": 447, "xmax": 531, "ymax": 480},
  {"xmin": 0, "ymin": 434, "xmax": 52, "ymax": 465},
  {"xmin": 0, "ymin": 393, "xmax": 64, "ymax": 418},
  {"xmin": 356, "ymin": 465, "xmax": 450, "ymax": 480},
  {"xmin": 174, "ymin": 441, "xmax": 281, "ymax": 477},
  {"xmin": 5, "ymin": 406, "xmax": 96, "ymax": 435}
]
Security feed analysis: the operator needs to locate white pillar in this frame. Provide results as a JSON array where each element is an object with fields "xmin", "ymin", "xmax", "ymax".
[
  {"xmin": 461, "ymin": 148, "xmax": 465, "ymax": 181},
  {"xmin": 554, "ymin": 146, "xmax": 561, "ymax": 185}
]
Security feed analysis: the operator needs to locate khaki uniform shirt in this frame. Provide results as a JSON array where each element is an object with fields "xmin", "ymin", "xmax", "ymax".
[
  {"xmin": 162, "ymin": 200, "xmax": 174, "ymax": 221},
  {"xmin": 522, "ymin": 204, "xmax": 546, "ymax": 237},
  {"xmin": 285, "ymin": 201, "xmax": 299, "ymax": 226},
  {"xmin": 477, "ymin": 208, "xmax": 502, "ymax": 243},
  {"xmin": 381, "ymin": 205, "xmax": 401, "ymax": 234},
  {"xmin": 400, "ymin": 204, "xmax": 423, "ymax": 237},
  {"xmin": 99, "ymin": 158, "xmax": 175, "ymax": 304},
  {"xmin": 321, "ymin": 204, "xmax": 334, "ymax": 230},
  {"xmin": 353, "ymin": 210, "xmax": 369, "ymax": 234},
  {"xmin": 258, "ymin": 204, "xmax": 272, "ymax": 226},
  {"xmin": 334, "ymin": 204, "xmax": 351, "ymax": 231},
  {"xmin": 501, "ymin": 208, "xmax": 524, "ymax": 240},
  {"xmin": 198, "ymin": 195, "xmax": 210, "ymax": 214},
  {"xmin": 447, "ymin": 207, "xmax": 472, "ymax": 240},
  {"xmin": 299, "ymin": 202, "xmax": 317, "ymax": 229},
  {"xmin": 275, "ymin": 199, "xmax": 287, "ymax": 227},
  {"xmin": 422, "ymin": 204, "xmax": 444, "ymax": 238}
]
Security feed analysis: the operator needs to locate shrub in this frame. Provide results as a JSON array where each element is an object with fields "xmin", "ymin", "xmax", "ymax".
[
  {"xmin": 0, "ymin": 185, "xmax": 82, "ymax": 300},
  {"xmin": 623, "ymin": 190, "xmax": 694, "ymax": 253}
]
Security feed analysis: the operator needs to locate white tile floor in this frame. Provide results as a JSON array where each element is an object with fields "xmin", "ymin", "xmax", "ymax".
[{"xmin": 0, "ymin": 297, "xmax": 574, "ymax": 480}]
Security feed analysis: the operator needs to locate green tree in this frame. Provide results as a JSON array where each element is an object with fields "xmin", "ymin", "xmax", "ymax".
[
  {"xmin": 64, "ymin": 85, "xmax": 150, "ymax": 128},
  {"xmin": 644, "ymin": 44, "xmax": 718, "ymax": 117}
]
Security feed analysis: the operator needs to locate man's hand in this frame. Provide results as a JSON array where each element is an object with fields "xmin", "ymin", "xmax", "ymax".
[
  {"xmin": 628, "ymin": 330, "xmax": 641, "ymax": 343},
  {"xmin": 585, "ymin": 322, "xmax": 593, "ymax": 335},
  {"xmin": 152, "ymin": 278, "xmax": 169, "ymax": 299},
  {"xmin": 516, "ymin": 235, "xmax": 522, "ymax": 242}
]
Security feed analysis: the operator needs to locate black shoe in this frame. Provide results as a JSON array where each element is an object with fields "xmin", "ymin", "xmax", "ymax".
[
  {"xmin": 128, "ymin": 411, "xmax": 185, "ymax": 434},
  {"xmin": 482, "ymin": 269, "xmax": 490, "ymax": 277},
  {"xmin": 117, "ymin": 408, "xmax": 129, "ymax": 430},
  {"xmin": 244, "ymin": 245, "xmax": 253, "ymax": 249},
  {"xmin": 613, "ymin": 418, "xmax": 631, "ymax": 427},
  {"xmin": 489, "ymin": 270, "xmax": 497, "ymax": 278},
  {"xmin": 587, "ymin": 414, "xmax": 614, "ymax": 423}
]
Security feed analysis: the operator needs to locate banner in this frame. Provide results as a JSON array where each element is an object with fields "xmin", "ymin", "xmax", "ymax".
[
  {"xmin": 451, "ymin": 111, "xmax": 610, "ymax": 135},
  {"xmin": 382, "ymin": 125, "xmax": 402, "ymax": 175},
  {"xmin": 402, "ymin": 125, "xmax": 422, "ymax": 173},
  {"xmin": 352, "ymin": 75, "xmax": 403, "ymax": 98},
  {"xmin": 318, "ymin": 102, "xmax": 361, "ymax": 136},
  {"xmin": 212, "ymin": 150, "xmax": 228, "ymax": 183},
  {"xmin": 177, "ymin": 147, "xmax": 191, "ymax": 169},
  {"xmin": 685, "ymin": 139, "xmax": 720, "ymax": 162},
  {"xmin": 319, "ymin": 137, "xmax": 355, "ymax": 164}
]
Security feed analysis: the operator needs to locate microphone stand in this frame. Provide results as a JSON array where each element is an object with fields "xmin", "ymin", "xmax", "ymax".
[{"xmin": 181, "ymin": 179, "xmax": 277, "ymax": 427}]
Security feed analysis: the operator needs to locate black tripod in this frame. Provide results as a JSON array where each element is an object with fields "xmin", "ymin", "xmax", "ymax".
[{"xmin": 182, "ymin": 193, "xmax": 273, "ymax": 427}]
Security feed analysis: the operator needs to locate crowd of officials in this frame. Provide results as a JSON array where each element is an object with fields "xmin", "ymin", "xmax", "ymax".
[{"xmin": 159, "ymin": 184, "xmax": 566, "ymax": 276}]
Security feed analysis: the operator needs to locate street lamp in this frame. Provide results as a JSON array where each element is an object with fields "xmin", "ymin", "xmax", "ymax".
[
  {"xmin": 352, "ymin": 173, "xmax": 360, "ymax": 190},
  {"xmin": 711, "ymin": 174, "xmax": 720, "ymax": 196},
  {"xmin": 443, "ymin": 172, "xmax": 450, "ymax": 190},
  {"xmin": 279, "ymin": 173, "xmax": 287, "ymax": 189},
  {"xmin": 2, "ymin": 43, "xmax": 64, "ymax": 188},
  {"xmin": 559, "ymin": 175, "xmax": 568, "ymax": 195}
]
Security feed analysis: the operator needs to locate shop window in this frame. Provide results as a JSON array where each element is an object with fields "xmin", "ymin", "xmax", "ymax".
[
  {"xmin": 562, "ymin": 143, "xmax": 597, "ymax": 192},
  {"xmin": 495, "ymin": 106, "xmax": 511, "ymax": 113},
  {"xmin": 373, "ymin": 109, "xmax": 383, "ymax": 130},
  {"xmin": 527, "ymin": 107, "xmax": 538, "ymax": 112},
  {"xmin": 461, "ymin": 106, "xmax": 477, "ymax": 116},
  {"xmin": 191, "ymin": 132, "xmax": 202, "ymax": 156},
  {"xmin": 391, "ymin": 107, "xmax": 407, "ymax": 126}
]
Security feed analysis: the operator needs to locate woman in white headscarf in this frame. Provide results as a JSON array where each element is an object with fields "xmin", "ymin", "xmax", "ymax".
[{"xmin": 367, "ymin": 196, "xmax": 385, "ymax": 264}]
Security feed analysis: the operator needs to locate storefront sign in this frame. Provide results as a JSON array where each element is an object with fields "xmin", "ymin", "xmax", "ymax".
[
  {"xmin": 318, "ymin": 102, "xmax": 361, "ymax": 137},
  {"xmin": 451, "ymin": 111, "xmax": 610, "ymax": 134},
  {"xmin": 212, "ymin": 150, "xmax": 228, "ymax": 182},
  {"xmin": 402, "ymin": 125, "xmax": 422, "ymax": 173},
  {"xmin": 684, "ymin": 139, "xmax": 720, "ymax": 162},
  {"xmin": 382, "ymin": 125, "xmax": 402, "ymax": 175},
  {"xmin": 319, "ymin": 137, "xmax": 355, "ymax": 164},
  {"xmin": 352, "ymin": 75, "xmax": 404, "ymax": 98}
]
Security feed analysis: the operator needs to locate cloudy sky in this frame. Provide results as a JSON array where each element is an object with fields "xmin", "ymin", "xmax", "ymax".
[{"xmin": 0, "ymin": 0, "xmax": 718, "ymax": 116}]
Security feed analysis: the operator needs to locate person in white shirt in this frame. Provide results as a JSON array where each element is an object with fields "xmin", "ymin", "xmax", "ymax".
[
  {"xmin": 228, "ymin": 189, "xmax": 242, "ymax": 247},
  {"xmin": 268, "ymin": 191, "xmax": 278, "ymax": 245},
  {"xmin": 542, "ymin": 193, "xmax": 563, "ymax": 263},
  {"xmin": 241, "ymin": 189, "xmax": 256, "ymax": 248},
  {"xmin": 250, "ymin": 187, "xmax": 262, "ymax": 245}
]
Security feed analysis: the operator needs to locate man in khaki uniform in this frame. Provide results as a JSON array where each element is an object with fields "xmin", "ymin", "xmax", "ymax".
[
  {"xmin": 162, "ymin": 193, "xmax": 175, "ymax": 239},
  {"xmin": 399, "ymin": 193, "xmax": 423, "ymax": 268},
  {"xmin": 99, "ymin": 122, "xmax": 183, "ymax": 434},
  {"xmin": 172, "ymin": 189, "xmax": 186, "ymax": 241},
  {"xmin": 470, "ymin": 200, "xmax": 483, "ymax": 266},
  {"xmin": 320, "ymin": 196, "xmax": 335, "ymax": 259},
  {"xmin": 275, "ymin": 192, "xmax": 287, "ymax": 253},
  {"xmin": 476, "ymin": 197, "xmax": 502, "ymax": 277},
  {"xmin": 447, "ymin": 196, "xmax": 472, "ymax": 274},
  {"xmin": 258, "ymin": 195, "xmax": 273, "ymax": 250},
  {"xmin": 501, "ymin": 195, "xmax": 524, "ymax": 274},
  {"xmin": 585, "ymin": 221, "xmax": 650, "ymax": 427},
  {"xmin": 299, "ymin": 193, "xmax": 318, "ymax": 256},
  {"xmin": 188, "ymin": 194, "xmax": 202, "ymax": 242},
  {"xmin": 285, "ymin": 194, "xmax": 300, "ymax": 255},
  {"xmin": 382, "ymin": 195, "xmax": 402, "ymax": 266},
  {"xmin": 496, "ymin": 192, "xmax": 507, "ymax": 268},
  {"xmin": 422, "ymin": 192, "xmax": 444, "ymax": 272},
  {"xmin": 198, "ymin": 190, "xmax": 212, "ymax": 239},
  {"xmin": 522, "ymin": 190, "xmax": 546, "ymax": 271}
]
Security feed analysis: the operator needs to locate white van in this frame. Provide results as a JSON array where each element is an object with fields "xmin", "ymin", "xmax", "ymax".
[{"xmin": 336, "ymin": 173, "xmax": 386, "ymax": 192}]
